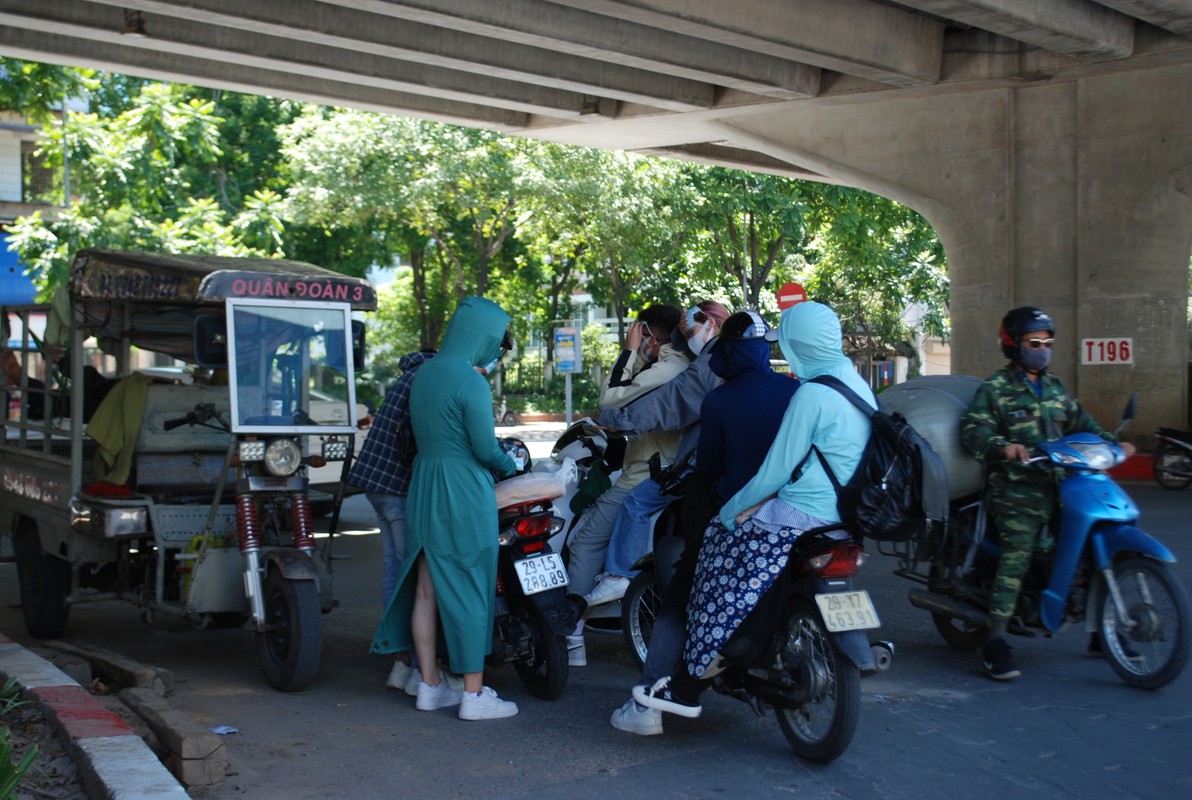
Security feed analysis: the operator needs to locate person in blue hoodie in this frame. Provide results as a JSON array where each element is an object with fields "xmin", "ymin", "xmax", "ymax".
[
  {"xmin": 611, "ymin": 310, "xmax": 799, "ymax": 736},
  {"xmin": 634, "ymin": 301, "xmax": 875, "ymax": 721}
]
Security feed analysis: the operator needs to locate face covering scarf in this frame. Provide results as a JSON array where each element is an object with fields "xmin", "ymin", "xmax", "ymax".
[{"xmin": 1019, "ymin": 346, "xmax": 1051, "ymax": 372}]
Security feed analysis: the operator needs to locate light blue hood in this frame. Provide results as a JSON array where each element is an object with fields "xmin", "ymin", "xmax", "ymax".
[{"xmin": 776, "ymin": 301, "xmax": 854, "ymax": 380}]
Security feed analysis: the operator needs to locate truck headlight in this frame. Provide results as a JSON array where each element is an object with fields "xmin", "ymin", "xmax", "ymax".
[{"xmin": 264, "ymin": 438, "xmax": 302, "ymax": 477}]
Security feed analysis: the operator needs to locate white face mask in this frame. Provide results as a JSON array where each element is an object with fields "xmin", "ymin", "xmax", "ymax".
[
  {"xmin": 687, "ymin": 323, "xmax": 712, "ymax": 354},
  {"xmin": 479, "ymin": 358, "xmax": 498, "ymax": 374}
]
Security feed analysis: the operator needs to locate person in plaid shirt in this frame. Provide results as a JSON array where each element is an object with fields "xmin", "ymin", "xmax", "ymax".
[{"xmin": 349, "ymin": 348, "xmax": 436, "ymax": 693}]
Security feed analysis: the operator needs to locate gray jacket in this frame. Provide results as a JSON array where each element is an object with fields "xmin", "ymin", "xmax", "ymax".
[{"xmin": 598, "ymin": 350, "xmax": 720, "ymax": 463}]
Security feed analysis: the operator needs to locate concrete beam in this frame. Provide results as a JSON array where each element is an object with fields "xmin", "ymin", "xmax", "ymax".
[
  {"xmin": 85, "ymin": 0, "xmax": 717, "ymax": 112},
  {"xmin": 315, "ymin": 0, "xmax": 821, "ymax": 100},
  {"xmin": 20, "ymin": 0, "xmax": 639, "ymax": 118},
  {"xmin": 544, "ymin": 0, "xmax": 945, "ymax": 87},
  {"xmin": 0, "ymin": 25, "xmax": 530, "ymax": 131},
  {"xmin": 898, "ymin": 1, "xmax": 1135, "ymax": 59},
  {"xmin": 1096, "ymin": 0, "xmax": 1192, "ymax": 36}
]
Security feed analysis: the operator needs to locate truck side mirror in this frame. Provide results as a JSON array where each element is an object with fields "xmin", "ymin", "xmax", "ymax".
[{"xmin": 194, "ymin": 315, "xmax": 228, "ymax": 368}]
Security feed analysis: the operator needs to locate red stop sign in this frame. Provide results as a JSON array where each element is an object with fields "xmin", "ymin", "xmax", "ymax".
[{"xmin": 776, "ymin": 282, "xmax": 807, "ymax": 310}]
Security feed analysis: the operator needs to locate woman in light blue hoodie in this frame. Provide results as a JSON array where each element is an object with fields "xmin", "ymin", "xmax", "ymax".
[{"xmin": 634, "ymin": 301, "xmax": 876, "ymax": 719}]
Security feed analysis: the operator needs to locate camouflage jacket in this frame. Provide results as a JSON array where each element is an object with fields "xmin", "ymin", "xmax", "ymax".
[{"xmin": 961, "ymin": 366, "xmax": 1110, "ymax": 484}]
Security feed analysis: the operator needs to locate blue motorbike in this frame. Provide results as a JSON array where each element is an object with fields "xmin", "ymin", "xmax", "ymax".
[{"xmin": 903, "ymin": 395, "xmax": 1191, "ymax": 689}]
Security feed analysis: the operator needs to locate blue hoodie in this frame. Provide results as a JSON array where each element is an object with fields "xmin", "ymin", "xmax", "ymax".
[
  {"xmin": 698, "ymin": 336, "xmax": 799, "ymax": 505},
  {"xmin": 718, "ymin": 302, "xmax": 875, "ymax": 529}
]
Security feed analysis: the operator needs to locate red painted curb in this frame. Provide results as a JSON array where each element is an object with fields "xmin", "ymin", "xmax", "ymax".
[
  {"xmin": 31, "ymin": 684, "xmax": 135, "ymax": 741},
  {"xmin": 0, "ymin": 633, "xmax": 12, "ymax": 644},
  {"xmin": 1108, "ymin": 454, "xmax": 1153, "ymax": 481}
]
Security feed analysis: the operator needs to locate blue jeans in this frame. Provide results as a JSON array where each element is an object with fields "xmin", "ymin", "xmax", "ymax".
[
  {"xmin": 605, "ymin": 478, "xmax": 674, "ymax": 578},
  {"xmin": 367, "ymin": 492, "xmax": 407, "ymax": 607}
]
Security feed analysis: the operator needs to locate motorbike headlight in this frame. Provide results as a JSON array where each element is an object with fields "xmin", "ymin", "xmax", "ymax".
[
  {"xmin": 264, "ymin": 438, "xmax": 303, "ymax": 476},
  {"xmin": 1069, "ymin": 441, "xmax": 1122, "ymax": 470}
]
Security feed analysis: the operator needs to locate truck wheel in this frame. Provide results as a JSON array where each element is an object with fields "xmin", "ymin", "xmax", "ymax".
[
  {"xmin": 256, "ymin": 570, "xmax": 323, "ymax": 692},
  {"xmin": 13, "ymin": 519, "xmax": 71, "ymax": 639}
]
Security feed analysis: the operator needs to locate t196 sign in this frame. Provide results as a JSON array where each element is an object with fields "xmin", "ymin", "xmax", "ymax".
[{"xmin": 1081, "ymin": 338, "xmax": 1133, "ymax": 365}]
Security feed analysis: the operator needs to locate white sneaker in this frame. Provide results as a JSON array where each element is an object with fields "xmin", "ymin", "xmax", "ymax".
[
  {"xmin": 584, "ymin": 574, "xmax": 630, "ymax": 606},
  {"xmin": 415, "ymin": 679, "xmax": 463, "ymax": 711},
  {"xmin": 459, "ymin": 686, "xmax": 519, "ymax": 720},
  {"xmin": 610, "ymin": 697, "xmax": 663, "ymax": 736},
  {"xmin": 567, "ymin": 635, "xmax": 587, "ymax": 667},
  {"xmin": 442, "ymin": 671, "xmax": 466, "ymax": 691},
  {"xmin": 404, "ymin": 670, "xmax": 421, "ymax": 697},
  {"xmin": 386, "ymin": 661, "xmax": 415, "ymax": 690}
]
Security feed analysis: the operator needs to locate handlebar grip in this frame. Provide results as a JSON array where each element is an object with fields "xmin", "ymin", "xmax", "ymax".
[{"xmin": 162, "ymin": 415, "xmax": 193, "ymax": 431}]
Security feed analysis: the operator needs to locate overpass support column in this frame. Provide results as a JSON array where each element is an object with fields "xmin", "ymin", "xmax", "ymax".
[{"xmin": 721, "ymin": 62, "xmax": 1192, "ymax": 431}]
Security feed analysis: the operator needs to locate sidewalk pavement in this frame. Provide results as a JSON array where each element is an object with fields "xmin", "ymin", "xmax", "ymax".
[{"xmin": 0, "ymin": 632, "xmax": 188, "ymax": 799}]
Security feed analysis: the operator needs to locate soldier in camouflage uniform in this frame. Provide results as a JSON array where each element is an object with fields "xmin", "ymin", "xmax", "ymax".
[{"xmin": 961, "ymin": 306, "xmax": 1132, "ymax": 680}]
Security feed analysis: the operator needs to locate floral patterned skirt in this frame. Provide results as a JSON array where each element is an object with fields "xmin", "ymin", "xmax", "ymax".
[{"xmin": 683, "ymin": 514, "xmax": 805, "ymax": 678}]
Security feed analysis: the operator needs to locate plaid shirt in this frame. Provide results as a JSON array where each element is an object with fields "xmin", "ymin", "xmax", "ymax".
[{"xmin": 347, "ymin": 351, "xmax": 434, "ymax": 496}]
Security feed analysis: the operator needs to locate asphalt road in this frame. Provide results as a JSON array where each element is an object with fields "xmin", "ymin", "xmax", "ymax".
[{"xmin": 2, "ymin": 463, "xmax": 1190, "ymax": 800}]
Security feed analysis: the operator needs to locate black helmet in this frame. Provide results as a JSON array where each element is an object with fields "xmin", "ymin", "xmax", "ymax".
[{"xmin": 999, "ymin": 306, "xmax": 1054, "ymax": 361}]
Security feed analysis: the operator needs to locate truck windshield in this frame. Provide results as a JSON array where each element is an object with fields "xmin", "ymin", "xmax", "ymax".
[{"xmin": 227, "ymin": 299, "xmax": 356, "ymax": 434}]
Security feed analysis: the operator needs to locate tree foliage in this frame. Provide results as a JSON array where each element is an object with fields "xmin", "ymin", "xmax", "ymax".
[
  {"xmin": 2, "ymin": 60, "xmax": 950, "ymax": 371},
  {"xmin": 6, "ymin": 75, "xmax": 293, "ymax": 296}
]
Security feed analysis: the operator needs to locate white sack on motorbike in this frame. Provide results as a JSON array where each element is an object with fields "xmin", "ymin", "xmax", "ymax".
[{"xmin": 495, "ymin": 457, "xmax": 577, "ymax": 507}]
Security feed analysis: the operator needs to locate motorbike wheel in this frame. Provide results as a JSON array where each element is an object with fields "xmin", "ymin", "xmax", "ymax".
[
  {"xmin": 256, "ymin": 570, "xmax": 323, "ymax": 692},
  {"xmin": 512, "ymin": 606, "xmax": 569, "ymax": 700},
  {"xmin": 12, "ymin": 518, "xmax": 71, "ymax": 639},
  {"xmin": 774, "ymin": 598, "xmax": 861, "ymax": 764},
  {"xmin": 1153, "ymin": 442, "xmax": 1192, "ymax": 490},
  {"xmin": 1098, "ymin": 557, "xmax": 1192, "ymax": 690},
  {"xmin": 621, "ymin": 571, "xmax": 661, "ymax": 671}
]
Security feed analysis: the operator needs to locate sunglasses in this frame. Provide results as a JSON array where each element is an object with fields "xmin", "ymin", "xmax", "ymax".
[
  {"xmin": 686, "ymin": 308, "xmax": 709, "ymax": 327},
  {"xmin": 1023, "ymin": 337, "xmax": 1055, "ymax": 349}
]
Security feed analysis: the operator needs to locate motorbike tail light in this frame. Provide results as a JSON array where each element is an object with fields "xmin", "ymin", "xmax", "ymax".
[
  {"xmin": 805, "ymin": 543, "xmax": 866, "ymax": 578},
  {"xmin": 512, "ymin": 514, "xmax": 552, "ymax": 539}
]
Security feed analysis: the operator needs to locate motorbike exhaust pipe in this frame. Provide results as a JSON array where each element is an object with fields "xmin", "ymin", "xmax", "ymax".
[{"xmin": 907, "ymin": 588, "xmax": 990, "ymax": 629}]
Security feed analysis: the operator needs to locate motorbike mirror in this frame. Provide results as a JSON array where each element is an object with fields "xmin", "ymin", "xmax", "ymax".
[{"xmin": 1114, "ymin": 391, "xmax": 1139, "ymax": 436}]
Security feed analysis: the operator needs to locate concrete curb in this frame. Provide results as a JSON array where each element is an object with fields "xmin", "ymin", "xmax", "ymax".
[{"xmin": 0, "ymin": 632, "xmax": 188, "ymax": 799}]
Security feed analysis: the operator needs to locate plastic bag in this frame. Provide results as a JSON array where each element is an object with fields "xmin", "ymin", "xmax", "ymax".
[{"xmin": 494, "ymin": 457, "xmax": 577, "ymax": 509}]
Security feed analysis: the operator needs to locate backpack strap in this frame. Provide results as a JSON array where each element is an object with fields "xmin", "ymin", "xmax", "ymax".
[
  {"xmin": 807, "ymin": 375, "xmax": 876, "ymax": 418},
  {"xmin": 787, "ymin": 375, "xmax": 875, "ymax": 490}
]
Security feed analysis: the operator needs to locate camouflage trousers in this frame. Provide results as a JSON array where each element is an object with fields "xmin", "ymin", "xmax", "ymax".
[{"xmin": 986, "ymin": 480, "xmax": 1057, "ymax": 624}]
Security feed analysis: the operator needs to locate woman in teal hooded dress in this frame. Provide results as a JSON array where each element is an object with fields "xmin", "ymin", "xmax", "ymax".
[{"xmin": 371, "ymin": 297, "xmax": 517, "ymax": 716}]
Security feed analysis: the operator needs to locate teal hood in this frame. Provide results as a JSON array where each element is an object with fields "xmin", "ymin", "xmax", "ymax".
[
  {"xmin": 776, "ymin": 301, "xmax": 853, "ymax": 379},
  {"xmin": 439, "ymin": 296, "xmax": 511, "ymax": 367}
]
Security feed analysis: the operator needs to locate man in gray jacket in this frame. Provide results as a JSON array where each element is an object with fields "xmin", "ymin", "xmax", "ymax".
[{"xmin": 586, "ymin": 302, "xmax": 729, "ymax": 608}]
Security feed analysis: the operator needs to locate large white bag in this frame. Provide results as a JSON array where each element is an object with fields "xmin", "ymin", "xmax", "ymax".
[{"xmin": 494, "ymin": 457, "xmax": 577, "ymax": 509}]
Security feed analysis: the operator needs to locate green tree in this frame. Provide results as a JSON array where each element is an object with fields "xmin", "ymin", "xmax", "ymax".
[
  {"xmin": 8, "ymin": 82, "xmax": 288, "ymax": 296},
  {"xmin": 581, "ymin": 152, "xmax": 694, "ymax": 345},
  {"xmin": 281, "ymin": 110, "xmax": 529, "ymax": 347},
  {"xmin": 798, "ymin": 186, "xmax": 947, "ymax": 362},
  {"xmin": 0, "ymin": 59, "xmax": 95, "ymax": 124},
  {"xmin": 681, "ymin": 165, "xmax": 809, "ymax": 312}
]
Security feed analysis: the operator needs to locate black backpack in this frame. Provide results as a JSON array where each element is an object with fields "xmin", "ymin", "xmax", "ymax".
[{"xmin": 796, "ymin": 375, "xmax": 947, "ymax": 542}]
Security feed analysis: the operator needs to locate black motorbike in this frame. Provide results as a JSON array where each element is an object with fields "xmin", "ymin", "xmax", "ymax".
[
  {"xmin": 490, "ymin": 439, "xmax": 585, "ymax": 700},
  {"xmin": 624, "ymin": 465, "xmax": 891, "ymax": 763}
]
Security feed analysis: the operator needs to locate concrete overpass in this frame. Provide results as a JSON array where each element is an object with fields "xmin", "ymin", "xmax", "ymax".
[{"xmin": 4, "ymin": 1, "xmax": 1192, "ymax": 430}]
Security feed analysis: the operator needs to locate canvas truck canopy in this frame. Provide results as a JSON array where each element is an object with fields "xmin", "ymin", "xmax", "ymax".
[{"xmin": 65, "ymin": 249, "xmax": 377, "ymax": 362}]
